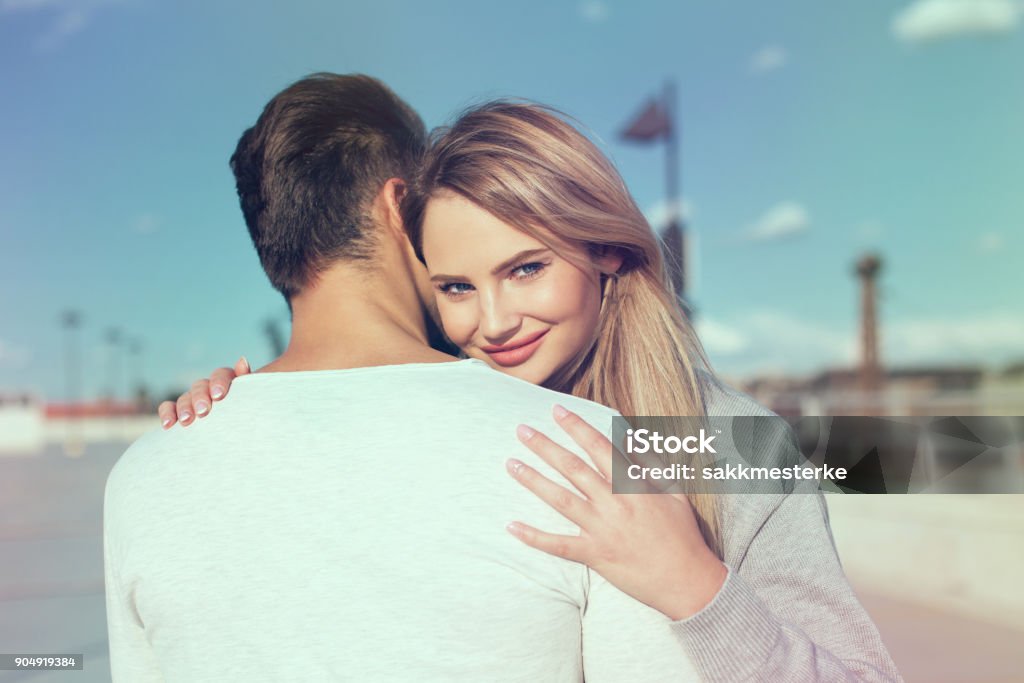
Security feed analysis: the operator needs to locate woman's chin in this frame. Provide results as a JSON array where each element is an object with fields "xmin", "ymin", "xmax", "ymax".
[{"xmin": 488, "ymin": 360, "xmax": 550, "ymax": 387}]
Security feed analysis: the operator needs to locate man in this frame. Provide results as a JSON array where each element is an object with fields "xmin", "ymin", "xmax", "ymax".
[{"xmin": 103, "ymin": 74, "xmax": 698, "ymax": 681}]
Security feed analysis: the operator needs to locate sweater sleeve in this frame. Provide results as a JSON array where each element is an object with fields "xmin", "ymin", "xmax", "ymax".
[{"xmin": 668, "ymin": 490, "xmax": 904, "ymax": 682}]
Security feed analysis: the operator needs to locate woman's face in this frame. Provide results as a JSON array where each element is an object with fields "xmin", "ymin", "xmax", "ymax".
[{"xmin": 421, "ymin": 192, "xmax": 620, "ymax": 386}]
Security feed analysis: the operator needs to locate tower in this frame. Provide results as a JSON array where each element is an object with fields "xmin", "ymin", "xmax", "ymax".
[{"xmin": 855, "ymin": 253, "xmax": 883, "ymax": 403}]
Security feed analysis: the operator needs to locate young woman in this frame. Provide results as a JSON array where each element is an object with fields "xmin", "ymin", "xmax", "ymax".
[{"xmin": 160, "ymin": 102, "xmax": 901, "ymax": 680}]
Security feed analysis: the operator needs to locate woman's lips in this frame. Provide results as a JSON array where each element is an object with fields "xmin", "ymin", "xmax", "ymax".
[{"xmin": 482, "ymin": 330, "xmax": 549, "ymax": 367}]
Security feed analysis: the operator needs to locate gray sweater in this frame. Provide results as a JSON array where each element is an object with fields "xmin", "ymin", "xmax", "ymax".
[{"xmin": 670, "ymin": 379, "xmax": 903, "ymax": 682}]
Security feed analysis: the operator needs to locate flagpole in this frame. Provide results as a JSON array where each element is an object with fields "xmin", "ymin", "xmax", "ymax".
[
  {"xmin": 619, "ymin": 83, "xmax": 690, "ymax": 312},
  {"xmin": 663, "ymin": 80, "xmax": 688, "ymax": 311},
  {"xmin": 665, "ymin": 80, "xmax": 679, "ymax": 214}
]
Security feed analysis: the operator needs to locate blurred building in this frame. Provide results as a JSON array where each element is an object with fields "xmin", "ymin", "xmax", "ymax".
[
  {"xmin": 0, "ymin": 397, "xmax": 157, "ymax": 456},
  {"xmin": 740, "ymin": 362, "xmax": 1024, "ymax": 417}
]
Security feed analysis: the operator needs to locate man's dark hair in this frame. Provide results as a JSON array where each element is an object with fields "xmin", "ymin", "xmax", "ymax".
[{"xmin": 230, "ymin": 73, "xmax": 427, "ymax": 300}]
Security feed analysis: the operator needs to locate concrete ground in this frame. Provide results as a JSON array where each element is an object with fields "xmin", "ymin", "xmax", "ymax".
[{"xmin": 857, "ymin": 589, "xmax": 1024, "ymax": 683}]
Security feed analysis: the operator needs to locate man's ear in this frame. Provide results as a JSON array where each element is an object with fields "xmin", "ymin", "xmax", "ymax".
[{"xmin": 380, "ymin": 177, "xmax": 408, "ymax": 238}]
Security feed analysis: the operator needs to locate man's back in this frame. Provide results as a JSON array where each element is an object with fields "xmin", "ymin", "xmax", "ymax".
[{"xmin": 105, "ymin": 359, "xmax": 695, "ymax": 682}]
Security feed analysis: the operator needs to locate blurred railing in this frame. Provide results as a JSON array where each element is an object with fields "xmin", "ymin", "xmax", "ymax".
[
  {"xmin": 750, "ymin": 386, "xmax": 1024, "ymax": 418},
  {"xmin": 744, "ymin": 385, "xmax": 1024, "ymax": 631}
]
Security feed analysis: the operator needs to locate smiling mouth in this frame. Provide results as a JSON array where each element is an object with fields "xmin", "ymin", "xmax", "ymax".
[{"xmin": 481, "ymin": 330, "xmax": 549, "ymax": 367}]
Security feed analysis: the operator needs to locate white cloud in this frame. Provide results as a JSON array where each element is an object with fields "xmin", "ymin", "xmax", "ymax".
[
  {"xmin": 184, "ymin": 342, "xmax": 205, "ymax": 363},
  {"xmin": 1, "ymin": 0, "xmax": 65, "ymax": 10},
  {"xmin": 743, "ymin": 201, "xmax": 810, "ymax": 242},
  {"xmin": 132, "ymin": 213, "xmax": 160, "ymax": 235},
  {"xmin": 0, "ymin": 339, "xmax": 32, "ymax": 368},
  {"xmin": 698, "ymin": 310, "xmax": 856, "ymax": 376},
  {"xmin": 702, "ymin": 309, "xmax": 1024, "ymax": 378},
  {"xmin": 695, "ymin": 318, "xmax": 748, "ymax": 355},
  {"xmin": 746, "ymin": 310, "xmax": 857, "ymax": 365},
  {"xmin": 1, "ymin": 0, "xmax": 129, "ymax": 52},
  {"xmin": 978, "ymin": 232, "xmax": 1004, "ymax": 252},
  {"xmin": 856, "ymin": 220, "xmax": 884, "ymax": 241},
  {"xmin": 884, "ymin": 313, "xmax": 1024, "ymax": 366},
  {"xmin": 35, "ymin": 7, "xmax": 88, "ymax": 51},
  {"xmin": 749, "ymin": 45, "xmax": 788, "ymax": 74},
  {"xmin": 892, "ymin": 0, "xmax": 1021, "ymax": 44},
  {"xmin": 172, "ymin": 369, "xmax": 211, "ymax": 392},
  {"xmin": 579, "ymin": 0, "xmax": 609, "ymax": 23},
  {"xmin": 644, "ymin": 198, "xmax": 693, "ymax": 228}
]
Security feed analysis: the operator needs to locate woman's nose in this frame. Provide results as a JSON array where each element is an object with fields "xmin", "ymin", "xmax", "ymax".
[{"xmin": 478, "ymin": 291, "xmax": 521, "ymax": 342}]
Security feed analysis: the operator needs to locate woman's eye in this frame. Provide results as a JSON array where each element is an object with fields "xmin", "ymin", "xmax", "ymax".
[
  {"xmin": 437, "ymin": 282, "xmax": 474, "ymax": 298},
  {"xmin": 511, "ymin": 262, "xmax": 546, "ymax": 279}
]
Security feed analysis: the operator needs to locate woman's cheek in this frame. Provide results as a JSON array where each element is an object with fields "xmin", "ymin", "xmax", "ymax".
[
  {"xmin": 436, "ymin": 299, "xmax": 475, "ymax": 348},
  {"xmin": 544, "ymin": 268, "xmax": 599, "ymax": 320}
]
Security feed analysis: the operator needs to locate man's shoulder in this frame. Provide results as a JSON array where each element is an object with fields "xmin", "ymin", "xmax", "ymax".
[
  {"xmin": 105, "ymin": 423, "xmax": 202, "ymax": 495},
  {"xmin": 104, "ymin": 426, "xmax": 174, "ymax": 515},
  {"xmin": 106, "ymin": 425, "xmax": 164, "ymax": 475},
  {"xmin": 456, "ymin": 362, "xmax": 620, "ymax": 421}
]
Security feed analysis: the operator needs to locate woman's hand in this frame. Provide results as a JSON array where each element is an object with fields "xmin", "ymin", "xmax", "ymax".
[
  {"xmin": 157, "ymin": 357, "xmax": 250, "ymax": 429},
  {"xmin": 506, "ymin": 405, "xmax": 727, "ymax": 621}
]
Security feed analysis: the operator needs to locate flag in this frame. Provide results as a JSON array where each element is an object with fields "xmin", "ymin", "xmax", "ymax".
[{"xmin": 620, "ymin": 98, "xmax": 671, "ymax": 142}]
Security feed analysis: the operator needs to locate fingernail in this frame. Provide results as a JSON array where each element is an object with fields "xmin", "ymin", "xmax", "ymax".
[
  {"xmin": 516, "ymin": 424, "xmax": 535, "ymax": 440},
  {"xmin": 506, "ymin": 522, "xmax": 524, "ymax": 536},
  {"xmin": 553, "ymin": 404, "xmax": 569, "ymax": 419},
  {"xmin": 180, "ymin": 412, "xmax": 192, "ymax": 422},
  {"xmin": 239, "ymin": 356, "xmax": 250, "ymax": 372},
  {"xmin": 210, "ymin": 386, "xmax": 224, "ymax": 399},
  {"xmin": 195, "ymin": 401, "xmax": 209, "ymax": 416},
  {"xmin": 162, "ymin": 418, "xmax": 172, "ymax": 429},
  {"xmin": 506, "ymin": 458, "xmax": 524, "ymax": 476}
]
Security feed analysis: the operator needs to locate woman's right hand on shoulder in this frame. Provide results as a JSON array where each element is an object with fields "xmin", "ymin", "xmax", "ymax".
[{"xmin": 157, "ymin": 357, "xmax": 251, "ymax": 429}]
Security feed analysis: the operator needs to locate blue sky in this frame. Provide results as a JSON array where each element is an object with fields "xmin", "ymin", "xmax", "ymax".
[{"xmin": 1, "ymin": 0, "xmax": 1022, "ymax": 401}]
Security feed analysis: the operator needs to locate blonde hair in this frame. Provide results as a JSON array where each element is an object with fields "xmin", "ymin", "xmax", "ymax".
[{"xmin": 404, "ymin": 101, "xmax": 723, "ymax": 558}]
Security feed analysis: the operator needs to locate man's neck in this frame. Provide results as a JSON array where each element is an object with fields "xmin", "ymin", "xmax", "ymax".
[{"xmin": 259, "ymin": 267, "xmax": 454, "ymax": 373}]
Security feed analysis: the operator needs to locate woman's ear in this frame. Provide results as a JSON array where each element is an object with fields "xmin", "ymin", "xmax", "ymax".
[{"xmin": 595, "ymin": 248, "xmax": 624, "ymax": 276}]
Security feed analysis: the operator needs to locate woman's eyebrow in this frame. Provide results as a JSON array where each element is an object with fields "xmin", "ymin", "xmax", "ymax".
[
  {"xmin": 429, "ymin": 272, "xmax": 460, "ymax": 283},
  {"xmin": 430, "ymin": 248, "xmax": 552, "ymax": 283},
  {"xmin": 489, "ymin": 248, "xmax": 551, "ymax": 275}
]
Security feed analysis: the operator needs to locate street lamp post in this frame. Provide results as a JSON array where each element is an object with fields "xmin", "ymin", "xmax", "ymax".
[
  {"xmin": 105, "ymin": 327, "xmax": 123, "ymax": 403},
  {"xmin": 60, "ymin": 310, "xmax": 84, "ymax": 455}
]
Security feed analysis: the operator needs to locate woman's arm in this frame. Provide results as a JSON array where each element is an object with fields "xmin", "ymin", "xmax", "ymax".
[
  {"xmin": 669, "ymin": 488, "xmax": 903, "ymax": 682},
  {"xmin": 511, "ymin": 407, "xmax": 902, "ymax": 682}
]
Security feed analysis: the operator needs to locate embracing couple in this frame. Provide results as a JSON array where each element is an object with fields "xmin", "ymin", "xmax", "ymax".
[{"xmin": 103, "ymin": 74, "xmax": 901, "ymax": 682}]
